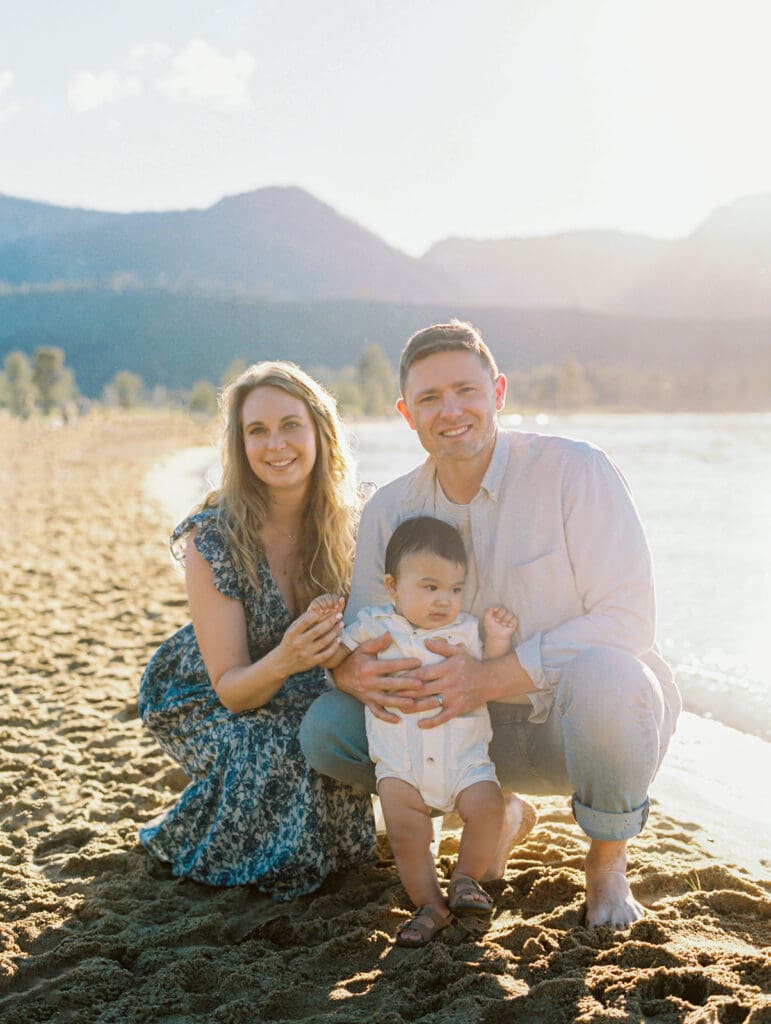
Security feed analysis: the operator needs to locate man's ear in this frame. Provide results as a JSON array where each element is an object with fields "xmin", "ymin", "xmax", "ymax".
[
  {"xmin": 494, "ymin": 374, "xmax": 507, "ymax": 412},
  {"xmin": 395, "ymin": 397, "xmax": 416, "ymax": 430}
]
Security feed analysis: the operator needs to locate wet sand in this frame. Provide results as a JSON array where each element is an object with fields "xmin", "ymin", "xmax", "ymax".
[{"xmin": 1, "ymin": 411, "xmax": 769, "ymax": 1023}]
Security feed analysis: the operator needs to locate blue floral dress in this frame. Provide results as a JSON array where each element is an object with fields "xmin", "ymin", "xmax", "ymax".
[{"xmin": 138, "ymin": 508, "xmax": 375, "ymax": 900}]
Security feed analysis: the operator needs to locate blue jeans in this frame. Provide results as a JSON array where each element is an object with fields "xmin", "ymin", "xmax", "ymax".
[{"xmin": 299, "ymin": 647, "xmax": 677, "ymax": 842}]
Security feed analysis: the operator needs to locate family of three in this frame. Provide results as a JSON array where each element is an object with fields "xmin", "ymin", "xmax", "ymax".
[{"xmin": 138, "ymin": 320, "xmax": 681, "ymax": 946}]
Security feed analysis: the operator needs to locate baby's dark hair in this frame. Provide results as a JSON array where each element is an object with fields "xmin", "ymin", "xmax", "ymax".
[{"xmin": 384, "ymin": 516, "xmax": 467, "ymax": 579}]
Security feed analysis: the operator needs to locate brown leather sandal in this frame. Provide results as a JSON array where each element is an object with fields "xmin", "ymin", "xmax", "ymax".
[
  {"xmin": 395, "ymin": 905, "xmax": 454, "ymax": 948},
  {"xmin": 447, "ymin": 874, "xmax": 494, "ymax": 915}
]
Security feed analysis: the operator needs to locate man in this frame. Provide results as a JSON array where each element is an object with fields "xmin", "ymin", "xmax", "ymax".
[{"xmin": 300, "ymin": 320, "xmax": 680, "ymax": 928}]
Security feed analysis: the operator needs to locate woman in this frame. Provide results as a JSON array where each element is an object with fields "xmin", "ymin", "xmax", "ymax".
[{"xmin": 138, "ymin": 362, "xmax": 375, "ymax": 899}]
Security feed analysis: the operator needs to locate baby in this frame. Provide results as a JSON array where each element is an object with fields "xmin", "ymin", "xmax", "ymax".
[{"xmin": 314, "ymin": 515, "xmax": 518, "ymax": 947}]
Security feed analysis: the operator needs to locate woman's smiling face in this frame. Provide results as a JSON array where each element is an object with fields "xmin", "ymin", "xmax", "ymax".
[{"xmin": 241, "ymin": 385, "xmax": 317, "ymax": 496}]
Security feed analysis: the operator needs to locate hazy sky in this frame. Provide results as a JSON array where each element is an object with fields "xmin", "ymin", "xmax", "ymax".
[{"xmin": 2, "ymin": 0, "xmax": 770, "ymax": 254}]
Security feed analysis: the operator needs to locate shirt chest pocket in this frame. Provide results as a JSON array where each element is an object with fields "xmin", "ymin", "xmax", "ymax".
[{"xmin": 508, "ymin": 549, "xmax": 583, "ymax": 642}]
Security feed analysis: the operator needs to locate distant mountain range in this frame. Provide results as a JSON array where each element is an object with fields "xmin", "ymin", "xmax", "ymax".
[
  {"xmin": 1, "ymin": 186, "xmax": 770, "ymax": 316},
  {"xmin": 1, "ymin": 186, "xmax": 769, "ymax": 399},
  {"xmin": 0, "ymin": 188, "xmax": 454, "ymax": 304}
]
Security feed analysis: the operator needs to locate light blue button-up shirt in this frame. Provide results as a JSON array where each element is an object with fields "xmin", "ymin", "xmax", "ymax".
[{"xmin": 347, "ymin": 428, "xmax": 679, "ymax": 725}]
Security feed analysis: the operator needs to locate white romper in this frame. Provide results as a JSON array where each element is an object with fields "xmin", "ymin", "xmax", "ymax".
[{"xmin": 340, "ymin": 605, "xmax": 500, "ymax": 812}]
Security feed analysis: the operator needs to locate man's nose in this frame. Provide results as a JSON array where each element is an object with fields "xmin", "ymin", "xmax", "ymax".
[{"xmin": 440, "ymin": 393, "xmax": 461, "ymax": 417}]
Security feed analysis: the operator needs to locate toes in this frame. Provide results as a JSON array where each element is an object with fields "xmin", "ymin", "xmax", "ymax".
[{"xmin": 587, "ymin": 898, "xmax": 645, "ymax": 929}]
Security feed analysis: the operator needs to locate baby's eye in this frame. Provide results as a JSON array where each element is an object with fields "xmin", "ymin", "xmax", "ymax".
[
  {"xmin": 424, "ymin": 584, "xmax": 437, "ymax": 591},
  {"xmin": 452, "ymin": 586, "xmax": 463, "ymax": 594}
]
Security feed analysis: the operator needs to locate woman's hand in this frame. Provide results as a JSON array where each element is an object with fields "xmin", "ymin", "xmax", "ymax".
[
  {"xmin": 187, "ymin": 542, "xmax": 343, "ymax": 713},
  {"xmin": 273, "ymin": 597, "xmax": 344, "ymax": 676}
]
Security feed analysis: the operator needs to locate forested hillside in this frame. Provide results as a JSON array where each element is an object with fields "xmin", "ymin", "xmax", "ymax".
[{"xmin": 1, "ymin": 286, "xmax": 769, "ymax": 408}]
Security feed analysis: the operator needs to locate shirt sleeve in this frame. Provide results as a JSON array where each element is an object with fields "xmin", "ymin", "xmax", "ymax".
[
  {"xmin": 515, "ymin": 446, "xmax": 657, "ymax": 718},
  {"xmin": 345, "ymin": 491, "xmax": 398, "ymax": 623},
  {"xmin": 340, "ymin": 608, "xmax": 382, "ymax": 651}
]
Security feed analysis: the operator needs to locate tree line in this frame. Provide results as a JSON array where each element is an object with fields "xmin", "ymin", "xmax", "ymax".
[
  {"xmin": 1, "ymin": 342, "xmax": 768, "ymax": 420},
  {"xmin": 0, "ymin": 344, "xmax": 399, "ymax": 419}
]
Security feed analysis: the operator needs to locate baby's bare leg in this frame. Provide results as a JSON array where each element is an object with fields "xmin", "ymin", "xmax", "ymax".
[
  {"xmin": 480, "ymin": 793, "xmax": 538, "ymax": 882},
  {"xmin": 454, "ymin": 781, "xmax": 505, "ymax": 883},
  {"xmin": 378, "ymin": 778, "xmax": 448, "ymax": 924}
]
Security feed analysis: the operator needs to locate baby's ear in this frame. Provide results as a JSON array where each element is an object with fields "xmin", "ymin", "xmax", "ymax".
[{"xmin": 384, "ymin": 573, "xmax": 398, "ymax": 600}]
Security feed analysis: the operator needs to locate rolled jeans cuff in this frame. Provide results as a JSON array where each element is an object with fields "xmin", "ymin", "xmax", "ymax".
[{"xmin": 571, "ymin": 795, "xmax": 649, "ymax": 841}]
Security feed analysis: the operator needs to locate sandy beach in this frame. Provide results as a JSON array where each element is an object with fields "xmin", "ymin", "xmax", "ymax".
[{"xmin": 1, "ymin": 412, "xmax": 769, "ymax": 1024}]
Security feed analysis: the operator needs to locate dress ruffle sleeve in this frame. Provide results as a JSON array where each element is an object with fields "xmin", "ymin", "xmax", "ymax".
[{"xmin": 169, "ymin": 508, "xmax": 245, "ymax": 601}]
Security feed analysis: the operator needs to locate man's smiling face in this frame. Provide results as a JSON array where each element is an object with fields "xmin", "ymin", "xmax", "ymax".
[{"xmin": 396, "ymin": 350, "xmax": 506, "ymax": 466}]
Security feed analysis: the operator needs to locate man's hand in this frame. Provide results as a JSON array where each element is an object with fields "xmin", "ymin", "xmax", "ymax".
[
  {"xmin": 331, "ymin": 633, "xmax": 422, "ymax": 723},
  {"xmin": 411, "ymin": 638, "xmax": 495, "ymax": 728}
]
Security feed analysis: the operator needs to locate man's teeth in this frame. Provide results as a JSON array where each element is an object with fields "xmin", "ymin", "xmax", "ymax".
[{"xmin": 443, "ymin": 426, "xmax": 469, "ymax": 436}]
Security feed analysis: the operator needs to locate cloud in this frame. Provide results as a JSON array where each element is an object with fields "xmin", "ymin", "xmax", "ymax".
[
  {"xmin": 156, "ymin": 39, "xmax": 256, "ymax": 111},
  {"xmin": 68, "ymin": 69, "xmax": 143, "ymax": 113},
  {"xmin": 65, "ymin": 40, "xmax": 256, "ymax": 116},
  {"xmin": 0, "ymin": 101, "xmax": 19, "ymax": 124},
  {"xmin": 0, "ymin": 69, "xmax": 19, "ymax": 123},
  {"xmin": 127, "ymin": 42, "xmax": 173, "ymax": 72}
]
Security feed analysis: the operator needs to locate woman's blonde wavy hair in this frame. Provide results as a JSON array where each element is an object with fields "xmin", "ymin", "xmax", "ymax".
[{"xmin": 198, "ymin": 361, "xmax": 360, "ymax": 608}]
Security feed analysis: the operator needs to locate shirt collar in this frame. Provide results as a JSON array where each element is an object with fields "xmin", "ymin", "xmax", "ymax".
[
  {"xmin": 404, "ymin": 428, "xmax": 511, "ymax": 506},
  {"xmin": 372, "ymin": 605, "xmax": 465, "ymax": 635},
  {"xmin": 479, "ymin": 429, "xmax": 509, "ymax": 502}
]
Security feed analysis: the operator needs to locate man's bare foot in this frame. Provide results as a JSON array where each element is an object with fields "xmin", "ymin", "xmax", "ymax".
[
  {"xmin": 480, "ymin": 793, "xmax": 537, "ymax": 881},
  {"xmin": 584, "ymin": 840, "xmax": 644, "ymax": 928}
]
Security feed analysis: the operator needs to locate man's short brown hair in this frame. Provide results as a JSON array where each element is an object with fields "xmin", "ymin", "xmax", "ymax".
[{"xmin": 399, "ymin": 319, "xmax": 499, "ymax": 395}]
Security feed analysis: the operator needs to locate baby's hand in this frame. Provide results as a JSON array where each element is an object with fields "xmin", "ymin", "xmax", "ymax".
[
  {"xmin": 483, "ymin": 605, "xmax": 518, "ymax": 641},
  {"xmin": 307, "ymin": 593, "xmax": 345, "ymax": 619}
]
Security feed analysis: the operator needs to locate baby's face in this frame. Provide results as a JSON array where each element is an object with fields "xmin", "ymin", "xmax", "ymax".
[{"xmin": 385, "ymin": 552, "xmax": 465, "ymax": 630}]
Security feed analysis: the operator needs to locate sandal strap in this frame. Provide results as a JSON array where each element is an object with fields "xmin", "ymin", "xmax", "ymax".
[
  {"xmin": 397, "ymin": 905, "xmax": 452, "ymax": 943},
  {"xmin": 448, "ymin": 874, "xmax": 493, "ymax": 909}
]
